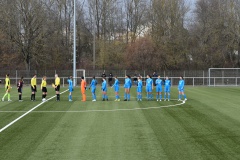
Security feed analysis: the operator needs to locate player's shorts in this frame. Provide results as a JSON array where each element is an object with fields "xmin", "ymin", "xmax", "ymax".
[
  {"xmin": 69, "ymin": 87, "xmax": 73, "ymax": 92},
  {"xmin": 55, "ymin": 85, "xmax": 60, "ymax": 91},
  {"xmin": 31, "ymin": 85, "xmax": 37, "ymax": 92},
  {"xmin": 114, "ymin": 86, "xmax": 119, "ymax": 92},
  {"xmin": 146, "ymin": 86, "xmax": 152, "ymax": 92},
  {"xmin": 178, "ymin": 87, "xmax": 184, "ymax": 92},
  {"xmin": 18, "ymin": 88, "xmax": 22, "ymax": 93},
  {"xmin": 156, "ymin": 86, "xmax": 162, "ymax": 92},
  {"xmin": 124, "ymin": 85, "xmax": 130, "ymax": 89},
  {"xmin": 164, "ymin": 86, "xmax": 170, "ymax": 92},
  {"xmin": 91, "ymin": 88, "xmax": 96, "ymax": 93},
  {"xmin": 137, "ymin": 87, "xmax": 142, "ymax": 93},
  {"xmin": 42, "ymin": 87, "xmax": 47, "ymax": 92},
  {"xmin": 81, "ymin": 88, "xmax": 86, "ymax": 93}
]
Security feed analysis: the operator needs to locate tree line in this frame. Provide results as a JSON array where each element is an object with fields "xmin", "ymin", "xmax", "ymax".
[{"xmin": 0, "ymin": 0, "xmax": 240, "ymax": 73}]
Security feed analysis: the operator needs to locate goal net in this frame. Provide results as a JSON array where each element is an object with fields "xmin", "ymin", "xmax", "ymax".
[
  {"xmin": 208, "ymin": 68, "xmax": 240, "ymax": 86},
  {"xmin": 75, "ymin": 69, "xmax": 86, "ymax": 86}
]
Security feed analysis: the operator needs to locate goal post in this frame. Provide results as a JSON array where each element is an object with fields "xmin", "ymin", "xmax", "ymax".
[
  {"xmin": 208, "ymin": 68, "xmax": 240, "ymax": 86},
  {"xmin": 75, "ymin": 69, "xmax": 85, "ymax": 86}
]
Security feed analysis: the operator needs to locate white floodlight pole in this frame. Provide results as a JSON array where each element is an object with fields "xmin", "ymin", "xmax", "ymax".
[
  {"xmin": 93, "ymin": 0, "xmax": 96, "ymax": 69},
  {"xmin": 73, "ymin": 0, "xmax": 76, "ymax": 86}
]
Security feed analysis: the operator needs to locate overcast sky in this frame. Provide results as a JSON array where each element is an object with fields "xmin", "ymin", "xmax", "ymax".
[
  {"xmin": 186, "ymin": 0, "xmax": 196, "ymax": 11},
  {"xmin": 184, "ymin": 0, "xmax": 197, "ymax": 27}
]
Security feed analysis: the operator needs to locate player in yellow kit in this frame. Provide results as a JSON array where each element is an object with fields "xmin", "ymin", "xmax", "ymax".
[
  {"xmin": 2, "ymin": 74, "xmax": 12, "ymax": 102},
  {"xmin": 31, "ymin": 74, "xmax": 37, "ymax": 101},
  {"xmin": 53, "ymin": 74, "xmax": 60, "ymax": 101},
  {"xmin": 41, "ymin": 76, "xmax": 47, "ymax": 102}
]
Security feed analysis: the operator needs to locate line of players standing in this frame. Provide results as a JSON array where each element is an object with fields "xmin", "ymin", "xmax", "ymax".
[
  {"xmin": 1, "ymin": 73, "xmax": 187, "ymax": 102},
  {"xmin": 85, "ymin": 72, "xmax": 187, "ymax": 102}
]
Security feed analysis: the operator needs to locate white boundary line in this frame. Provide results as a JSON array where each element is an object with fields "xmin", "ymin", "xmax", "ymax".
[
  {"xmin": 0, "ymin": 89, "xmax": 69, "ymax": 133},
  {"xmin": 0, "ymin": 100, "xmax": 186, "ymax": 113}
]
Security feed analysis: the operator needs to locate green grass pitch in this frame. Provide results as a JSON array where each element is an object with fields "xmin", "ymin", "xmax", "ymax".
[{"xmin": 0, "ymin": 85, "xmax": 240, "ymax": 160}]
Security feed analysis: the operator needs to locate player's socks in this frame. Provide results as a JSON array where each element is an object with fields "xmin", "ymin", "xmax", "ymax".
[
  {"xmin": 3, "ymin": 93, "xmax": 7, "ymax": 100},
  {"xmin": 168, "ymin": 94, "xmax": 170, "ymax": 100},
  {"xmin": 19, "ymin": 94, "xmax": 21, "ymax": 100},
  {"xmin": 164, "ymin": 94, "xmax": 166, "ymax": 99},
  {"xmin": 160, "ymin": 94, "xmax": 162, "ymax": 100},
  {"xmin": 106, "ymin": 95, "xmax": 108, "ymax": 100},
  {"xmin": 42, "ymin": 95, "xmax": 44, "ymax": 99},
  {"xmin": 156, "ymin": 95, "xmax": 159, "ymax": 100},
  {"xmin": 57, "ymin": 94, "xmax": 60, "ymax": 100},
  {"xmin": 8, "ymin": 94, "xmax": 10, "ymax": 100},
  {"xmin": 124, "ymin": 93, "xmax": 127, "ymax": 100},
  {"xmin": 94, "ymin": 94, "xmax": 96, "ymax": 100},
  {"xmin": 184, "ymin": 94, "xmax": 187, "ymax": 99},
  {"xmin": 127, "ymin": 94, "xmax": 130, "ymax": 100},
  {"xmin": 31, "ymin": 94, "xmax": 33, "ymax": 100},
  {"xmin": 33, "ymin": 94, "xmax": 36, "ymax": 100},
  {"xmin": 178, "ymin": 94, "xmax": 182, "ymax": 100},
  {"xmin": 92, "ymin": 93, "xmax": 95, "ymax": 100}
]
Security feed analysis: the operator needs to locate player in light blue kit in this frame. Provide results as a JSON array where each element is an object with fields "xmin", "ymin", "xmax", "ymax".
[
  {"xmin": 124, "ymin": 75, "xmax": 131, "ymax": 101},
  {"xmin": 164, "ymin": 76, "xmax": 171, "ymax": 101},
  {"xmin": 178, "ymin": 76, "xmax": 187, "ymax": 101},
  {"xmin": 67, "ymin": 76, "xmax": 73, "ymax": 101},
  {"xmin": 112, "ymin": 76, "xmax": 120, "ymax": 101},
  {"xmin": 146, "ymin": 75, "xmax": 153, "ymax": 100},
  {"xmin": 89, "ymin": 76, "xmax": 97, "ymax": 101},
  {"xmin": 102, "ymin": 77, "xmax": 108, "ymax": 101},
  {"xmin": 155, "ymin": 75, "xmax": 163, "ymax": 101},
  {"xmin": 137, "ymin": 76, "xmax": 143, "ymax": 101}
]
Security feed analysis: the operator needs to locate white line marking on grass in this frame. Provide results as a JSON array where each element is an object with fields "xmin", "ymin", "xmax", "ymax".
[
  {"xmin": 0, "ymin": 89, "xmax": 69, "ymax": 133},
  {"xmin": 0, "ymin": 100, "xmax": 186, "ymax": 113}
]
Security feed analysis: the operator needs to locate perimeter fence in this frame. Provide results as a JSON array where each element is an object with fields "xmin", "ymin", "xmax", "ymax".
[{"xmin": 0, "ymin": 70, "xmax": 239, "ymax": 87}]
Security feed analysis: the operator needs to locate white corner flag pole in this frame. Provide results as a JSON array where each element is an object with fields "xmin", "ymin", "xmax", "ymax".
[{"xmin": 73, "ymin": 0, "xmax": 76, "ymax": 86}]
